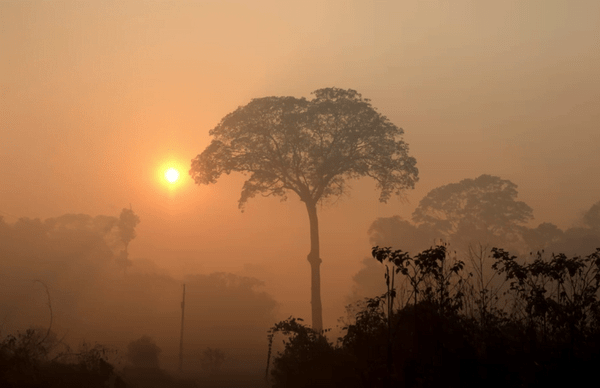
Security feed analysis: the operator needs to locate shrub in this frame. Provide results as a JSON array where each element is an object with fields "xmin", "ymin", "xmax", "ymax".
[{"xmin": 126, "ymin": 335, "xmax": 161, "ymax": 369}]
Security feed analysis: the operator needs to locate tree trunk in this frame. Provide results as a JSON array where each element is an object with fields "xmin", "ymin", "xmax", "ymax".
[{"xmin": 305, "ymin": 201, "xmax": 323, "ymax": 332}]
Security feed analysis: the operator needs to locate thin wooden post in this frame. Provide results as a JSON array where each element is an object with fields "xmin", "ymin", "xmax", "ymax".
[{"xmin": 179, "ymin": 284, "xmax": 186, "ymax": 372}]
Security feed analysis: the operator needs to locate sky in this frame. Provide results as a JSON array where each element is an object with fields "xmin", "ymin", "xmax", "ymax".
[{"xmin": 2, "ymin": 0, "xmax": 599, "ymax": 327}]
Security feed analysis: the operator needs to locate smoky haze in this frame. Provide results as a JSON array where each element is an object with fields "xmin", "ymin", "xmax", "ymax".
[
  {"xmin": 1, "ymin": 0, "xmax": 600, "ymax": 385},
  {"xmin": 0, "ymin": 212, "xmax": 277, "ymax": 375}
]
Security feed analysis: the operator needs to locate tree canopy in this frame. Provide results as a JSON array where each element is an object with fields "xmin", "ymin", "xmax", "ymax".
[
  {"xmin": 583, "ymin": 200, "xmax": 600, "ymax": 231},
  {"xmin": 368, "ymin": 215, "xmax": 434, "ymax": 254},
  {"xmin": 190, "ymin": 87, "xmax": 418, "ymax": 331},
  {"xmin": 412, "ymin": 174, "xmax": 533, "ymax": 243},
  {"xmin": 190, "ymin": 87, "xmax": 418, "ymax": 209}
]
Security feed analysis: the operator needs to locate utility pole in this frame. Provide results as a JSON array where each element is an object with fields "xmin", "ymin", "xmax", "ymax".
[{"xmin": 179, "ymin": 284, "xmax": 186, "ymax": 372}]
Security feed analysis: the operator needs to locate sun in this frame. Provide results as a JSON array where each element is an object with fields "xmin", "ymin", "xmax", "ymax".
[{"xmin": 164, "ymin": 168, "xmax": 180, "ymax": 183}]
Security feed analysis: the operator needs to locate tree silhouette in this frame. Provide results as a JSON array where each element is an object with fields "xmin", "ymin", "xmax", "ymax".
[
  {"xmin": 190, "ymin": 87, "xmax": 418, "ymax": 330},
  {"xmin": 583, "ymin": 200, "xmax": 600, "ymax": 231},
  {"xmin": 115, "ymin": 208, "xmax": 140, "ymax": 272},
  {"xmin": 368, "ymin": 215, "xmax": 434, "ymax": 253},
  {"xmin": 412, "ymin": 174, "xmax": 533, "ymax": 252},
  {"xmin": 522, "ymin": 201, "xmax": 600, "ymax": 256},
  {"xmin": 126, "ymin": 335, "xmax": 161, "ymax": 369}
]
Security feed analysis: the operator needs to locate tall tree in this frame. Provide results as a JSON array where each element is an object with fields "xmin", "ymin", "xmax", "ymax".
[{"xmin": 190, "ymin": 88, "xmax": 418, "ymax": 330}]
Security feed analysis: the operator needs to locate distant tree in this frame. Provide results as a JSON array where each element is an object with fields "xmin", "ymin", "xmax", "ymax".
[
  {"xmin": 190, "ymin": 87, "xmax": 418, "ymax": 331},
  {"xmin": 551, "ymin": 226, "xmax": 600, "ymax": 257},
  {"xmin": 126, "ymin": 335, "xmax": 161, "ymax": 369},
  {"xmin": 522, "ymin": 222, "xmax": 564, "ymax": 252},
  {"xmin": 412, "ymin": 174, "xmax": 533, "ymax": 252},
  {"xmin": 350, "ymin": 177, "xmax": 532, "ymax": 303},
  {"xmin": 582, "ymin": 200, "xmax": 600, "ymax": 231},
  {"xmin": 522, "ymin": 201, "xmax": 600, "ymax": 256},
  {"xmin": 115, "ymin": 208, "xmax": 140, "ymax": 272},
  {"xmin": 348, "ymin": 257, "xmax": 389, "ymax": 303},
  {"xmin": 368, "ymin": 215, "xmax": 436, "ymax": 253},
  {"xmin": 3, "ymin": 209, "xmax": 141, "ymax": 265},
  {"xmin": 199, "ymin": 347, "xmax": 225, "ymax": 375},
  {"xmin": 0, "ymin": 209, "xmax": 140, "ymax": 310},
  {"xmin": 184, "ymin": 272, "xmax": 278, "ymax": 337}
]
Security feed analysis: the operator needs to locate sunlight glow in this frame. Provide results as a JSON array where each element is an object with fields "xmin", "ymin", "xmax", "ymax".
[{"xmin": 165, "ymin": 168, "xmax": 180, "ymax": 183}]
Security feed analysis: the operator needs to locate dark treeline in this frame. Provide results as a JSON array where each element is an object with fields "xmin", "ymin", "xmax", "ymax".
[{"xmin": 267, "ymin": 244, "xmax": 600, "ymax": 388}]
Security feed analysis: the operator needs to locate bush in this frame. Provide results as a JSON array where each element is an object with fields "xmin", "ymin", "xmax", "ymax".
[
  {"xmin": 0, "ymin": 328, "xmax": 123, "ymax": 388},
  {"xmin": 126, "ymin": 335, "xmax": 161, "ymax": 369},
  {"xmin": 268, "ymin": 246, "xmax": 600, "ymax": 388}
]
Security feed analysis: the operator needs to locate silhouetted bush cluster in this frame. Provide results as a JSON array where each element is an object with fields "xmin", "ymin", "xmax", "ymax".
[
  {"xmin": 119, "ymin": 335, "xmax": 197, "ymax": 388},
  {"xmin": 0, "ymin": 327, "xmax": 124, "ymax": 388},
  {"xmin": 0, "ymin": 331, "xmax": 201, "ymax": 388},
  {"xmin": 268, "ymin": 245, "xmax": 600, "ymax": 388}
]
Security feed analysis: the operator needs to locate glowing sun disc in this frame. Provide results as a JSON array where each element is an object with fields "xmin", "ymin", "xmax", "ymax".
[{"xmin": 165, "ymin": 168, "xmax": 180, "ymax": 183}]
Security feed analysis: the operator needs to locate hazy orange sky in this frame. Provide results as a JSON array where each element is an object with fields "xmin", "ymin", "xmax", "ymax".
[{"xmin": 2, "ymin": 0, "xmax": 599, "ymax": 324}]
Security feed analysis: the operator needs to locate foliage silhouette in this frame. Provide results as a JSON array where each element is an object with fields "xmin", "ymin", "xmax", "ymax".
[
  {"xmin": 492, "ymin": 247, "xmax": 600, "ymax": 348},
  {"xmin": 522, "ymin": 222, "xmax": 564, "ymax": 252},
  {"xmin": 412, "ymin": 174, "xmax": 533, "ymax": 253},
  {"xmin": 583, "ymin": 200, "xmax": 600, "ymax": 231},
  {"xmin": 126, "ymin": 335, "xmax": 161, "ymax": 369},
  {"xmin": 266, "ymin": 317, "xmax": 355, "ymax": 388},
  {"xmin": 372, "ymin": 244, "xmax": 467, "ymax": 316},
  {"xmin": 521, "ymin": 201, "xmax": 600, "ymax": 256},
  {"xmin": 115, "ymin": 208, "xmax": 140, "ymax": 272},
  {"xmin": 354, "ymin": 175, "xmax": 538, "ymax": 302},
  {"xmin": 190, "ymin": 87, "xmax": 418, "ymax": 330},
  {"xmin": 0, "ymin": 208, "xmax": 141, "ymax": 285},
  {"xmin": 0, "ymin": 327, "xmax": 123, "ymax": 388},
  {"xmin": 368, "ymin": 215, "xmax": 434, "ymax": 255},
  {"xmin": 269, "ymin": 245, "xmax": 600, "ymax": 388}
]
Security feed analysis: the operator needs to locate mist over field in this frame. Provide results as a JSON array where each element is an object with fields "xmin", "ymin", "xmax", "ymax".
[{"xmin": 2, "ymin": 1, "xmax": 599, "ymax": 387}]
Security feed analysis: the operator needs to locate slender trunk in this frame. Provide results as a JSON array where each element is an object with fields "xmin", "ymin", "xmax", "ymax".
[
  {"xmin": 387, "ymin": 267, "xmax": 394, "ymax": 376},
  {"xmin": 179, "ymin": 284, "xmax": 186, "ymax": 372},
  {"xmin": 305, "ymin": 201, "xmax": 323, "ymax": 332}
]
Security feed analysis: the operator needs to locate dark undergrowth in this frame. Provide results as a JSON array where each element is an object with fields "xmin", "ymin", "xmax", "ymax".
[{"xmin": 267, "ymin": 245, "xmax": 600, "ymax": 388}]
